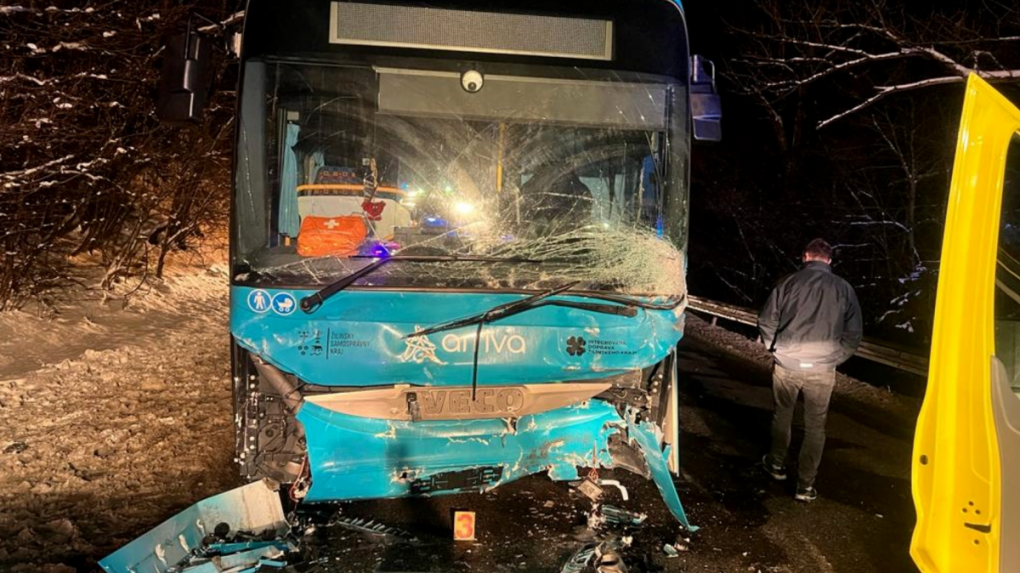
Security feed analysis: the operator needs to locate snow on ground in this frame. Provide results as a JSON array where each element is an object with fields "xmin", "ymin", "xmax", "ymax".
[
  {"xmin": 0, "ymin": 257, "xmax": 240, "ymax": 572},
  {"xmin": 0, "ymin": 260, "xmax": 923, "ymax": 572}
]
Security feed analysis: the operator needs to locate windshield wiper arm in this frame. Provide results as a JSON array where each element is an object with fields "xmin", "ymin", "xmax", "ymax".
[
  {"xmin": 408, "ymin": 282, "xmax": 580, "ymax": 338},
  {"xmin": 409, "ymin": 281, "xmax": 579, "ymax": 401},
  {"xmin": 411, "ymin": 285, "xmax": 644, "ymax": 339},
  {"xmin": 299, "ymin": 255, "xmax": 543, "ymax": 313},
  {"xmin": 408, "ymin": 282, "xmax": 649, "ymax": 401}
]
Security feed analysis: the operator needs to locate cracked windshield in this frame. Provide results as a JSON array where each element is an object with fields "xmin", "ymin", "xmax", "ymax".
[{"xmin": 235, "ymin": 61, "xmax": 689, "ymax": 298}]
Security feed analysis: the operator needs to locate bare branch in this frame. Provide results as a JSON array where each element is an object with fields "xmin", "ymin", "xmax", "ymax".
[
  {"xmin": 817, "ymin": 76, "xmax": 964, "ymax": 129},
  {"xmin": 727, "ymin": 0, "xmax": 1020, "ymax": 127}
]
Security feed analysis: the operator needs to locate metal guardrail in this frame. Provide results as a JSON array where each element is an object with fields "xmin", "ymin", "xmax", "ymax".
[{"xmin": 686, "ymin": 295, "xmax": 930, "ymax": 377}]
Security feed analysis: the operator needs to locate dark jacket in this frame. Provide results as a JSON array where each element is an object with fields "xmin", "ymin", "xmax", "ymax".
[{"xmin": 758, "ymin": 261, "xmax": 863, "ymax": 372}]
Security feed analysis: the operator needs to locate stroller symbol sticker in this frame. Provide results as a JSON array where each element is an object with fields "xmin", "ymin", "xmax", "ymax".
[
  {"xmin": 271, "ymin": 292, "xmax": 297, "ymax": 316},
  {"xmin": 401, "ymin": 327, "xmax": 446, "ymax": 365},
  {"xmin": 248, "ymin": 289, "xmax": 271, "ymax": 313},
  {"xmin": 566, "ymin": 336, "xmax": 586, "ymax": 356}
]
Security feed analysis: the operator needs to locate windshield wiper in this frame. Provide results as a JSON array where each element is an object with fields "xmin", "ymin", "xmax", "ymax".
[
  {"xmin": 411, "ymin": 284, "xmax": 642, "ymax": 339},
  {"xmin": 299, "ymin": 255, "xmax": 544, "ymax": 313},
  {"xmin": 408, "ymin": 282, "xmax": 651, "ymax": 401}
]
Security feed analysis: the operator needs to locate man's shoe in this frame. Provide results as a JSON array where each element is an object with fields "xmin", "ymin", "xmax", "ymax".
[
  {"xmin": 761, "ymin": 455, "xmax": 787, "ymax": 481},
  {"xmin": 795, "ymin": 486, "xmax": 818, "ymax": 502}
]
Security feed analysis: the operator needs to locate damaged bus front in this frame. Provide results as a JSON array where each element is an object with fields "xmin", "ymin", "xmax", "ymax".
[{"xmin": 228, "ymin": 0, "xmax": 715, "ymax": 530}]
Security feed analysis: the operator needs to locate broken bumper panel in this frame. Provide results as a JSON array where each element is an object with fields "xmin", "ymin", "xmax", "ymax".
[
  {"xmin": 98, "ymin": 479, "xmax": 289, "ymax": 573},
  {"xmin": 296, "ymin": 398, "xmax": 696, "ymax": 531},
  {"xmin": 629, "ymin": 415, "xmax": 698, "ymax": 532}
]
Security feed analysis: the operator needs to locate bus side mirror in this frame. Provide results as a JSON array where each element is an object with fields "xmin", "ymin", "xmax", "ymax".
[
  {"xmin": 157, "ymin": 31, "xmax": 212, "ymax": 123},
  {"xmin": 690, "ymin": 55, "xmax": 721, "ymax": 142}
]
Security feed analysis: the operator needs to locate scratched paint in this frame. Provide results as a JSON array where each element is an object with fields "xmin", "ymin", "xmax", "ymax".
[
  {"xmin": 231, "ymin": 288, "xmax": 684, "ymax": 387},
  {"xmin": 298, "ymin": 399, "xmax": 620, "ymax": 501},
  {"xmin": 297, "ymin": 398, "xmax": 696, "ymax": 532}
]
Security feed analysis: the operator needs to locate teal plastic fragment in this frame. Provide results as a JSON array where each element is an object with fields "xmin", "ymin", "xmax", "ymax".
[
  {"xmin": 99, "ymin": 480, "xmax": 289, "ymax": 573},
  {"xmin": 627, "ymin": 410, "xmax": 698, "ymax": 532}
]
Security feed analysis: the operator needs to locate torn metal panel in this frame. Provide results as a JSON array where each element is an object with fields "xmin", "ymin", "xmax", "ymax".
[
  {"xmin": 99, "ymin": 480, "xmax": 288, "ymax": 573},
  {"xmin": 236, "ymin": 557, "xmax": 288, "ymax": 572},
  {"xmin": 627, "ymin": 411, "xmax": 698, "ymax": 532}
]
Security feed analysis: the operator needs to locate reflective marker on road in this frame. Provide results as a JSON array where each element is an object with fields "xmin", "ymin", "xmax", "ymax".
[{"xmin": 454, "ymin": 511, "xmax": 476, "ymax": 541}]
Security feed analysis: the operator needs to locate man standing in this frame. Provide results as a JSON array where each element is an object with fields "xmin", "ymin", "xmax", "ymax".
[{"xmin": 758, "ymin": 238, "xmax": 863, "ymax": 502}]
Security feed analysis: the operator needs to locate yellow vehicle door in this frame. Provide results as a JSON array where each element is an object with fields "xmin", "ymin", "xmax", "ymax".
[{"xmin": 912, "ymin": 74, "xmax": 1020, "ymax": 573}]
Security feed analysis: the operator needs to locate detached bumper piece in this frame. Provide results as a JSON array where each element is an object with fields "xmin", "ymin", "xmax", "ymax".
[{"xmin": 99, "ymin": 480, "xmax": 306, "ymax": 573}]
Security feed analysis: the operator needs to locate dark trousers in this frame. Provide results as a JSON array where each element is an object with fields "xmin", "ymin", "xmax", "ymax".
[{"xmin": 768, "ymin": 364, "xmax": 836, "ymax": 489}]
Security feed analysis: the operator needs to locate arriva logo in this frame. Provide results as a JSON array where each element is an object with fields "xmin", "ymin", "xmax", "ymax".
[
  {"xmin": 441, "ymin": 332, "xmax": 527, "ymax": 355},
  {"xmin": 400, "ymin": 327, "xmax": 446, "ymax": 365}
]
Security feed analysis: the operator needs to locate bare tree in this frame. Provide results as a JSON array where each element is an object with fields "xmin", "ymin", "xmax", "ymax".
[
  {"xmin": 702, "ymin": 0, "xmax": 1014, "ymax": 341},
  {"xmin": 0, "ymin": 1, "xmax": 239, "ymax": 309},
  {"xmin": 832, "ymin": 100, "xmax": 952, "ymax": 274},
  {"xmin": 727, "ymin": 0, "xmax": 1020, "ymax": 129}
]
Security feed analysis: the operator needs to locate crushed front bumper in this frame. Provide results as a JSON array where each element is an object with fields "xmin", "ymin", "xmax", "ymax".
[
  {"xmin": 99, "ymin": 400, "xmax": 695, "ymax": 573},
  {"xmin": 297, "ymin": 397, "xmax": 695, "ymax": 530}
]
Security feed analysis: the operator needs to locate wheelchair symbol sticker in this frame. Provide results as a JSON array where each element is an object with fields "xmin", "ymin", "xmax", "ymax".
[
  {"xmin": 247, "ymin": 289, "xmax": 271, "ymax": 313},
  {"xmin": 272, "ymin": 292, "xmax": 297, "ymax": 316}
]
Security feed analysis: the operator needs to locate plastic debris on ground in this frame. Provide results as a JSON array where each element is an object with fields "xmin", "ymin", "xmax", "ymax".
[
  {"xmin": 98, "ymin": 480, "xmax": 321, "ymax": 573},
  {"xmin": 597, "ymin": 480, "xmax": 629, "ymax": 501},
  {"xmin": 561, "ymin": 487, "xmax": 663, "ymax": 573},
  {"xmin": 562, "ymin": 542, "xmax": 600, "ymax": 573},
  {"xmin": 588, "ymin": 505, "xmax": 647, "ymax": 530},
  {"xmin": 576, "ymin": 478, "xmax": 604, "ymax": 501},
  {"xmin": 328, "ymin": 515, "xmax": 419, "ymax": 543},
  {"xmin": 102, "ymin": 472, "xmax": 689, "ymax": 573},
  {"xmin": 560, "ymin": 538, "xmax": 632, "ymax": 573}
]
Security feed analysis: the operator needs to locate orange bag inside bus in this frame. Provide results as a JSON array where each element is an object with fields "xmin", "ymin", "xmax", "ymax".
[{"xmin": 296, "ymin": 215, "xmax": 368, "ymax": 257}]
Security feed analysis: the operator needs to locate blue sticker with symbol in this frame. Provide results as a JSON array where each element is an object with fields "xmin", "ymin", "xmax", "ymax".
[
  {"xmin": 272, "ymin": 292, "xmax": 297, "ymax": 316},
  {"xmin": 247, "ymin": 289, "xmax": 271, "ymax": 313}
]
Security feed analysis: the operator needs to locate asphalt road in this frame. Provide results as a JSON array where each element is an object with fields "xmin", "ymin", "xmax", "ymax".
[{"xmin": 301, "ymin": 332, "xmax": 920, "ymax": 573}]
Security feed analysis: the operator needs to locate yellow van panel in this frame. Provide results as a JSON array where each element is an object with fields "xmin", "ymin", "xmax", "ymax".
[{"xmin": 911, "ymin": 75, "xmax": 1020, "ymax": 573}]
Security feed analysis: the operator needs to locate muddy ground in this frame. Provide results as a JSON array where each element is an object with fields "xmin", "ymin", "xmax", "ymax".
[{"xmin": 0, "ymin": 263, "xmax": 922, "ymax": 572}]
